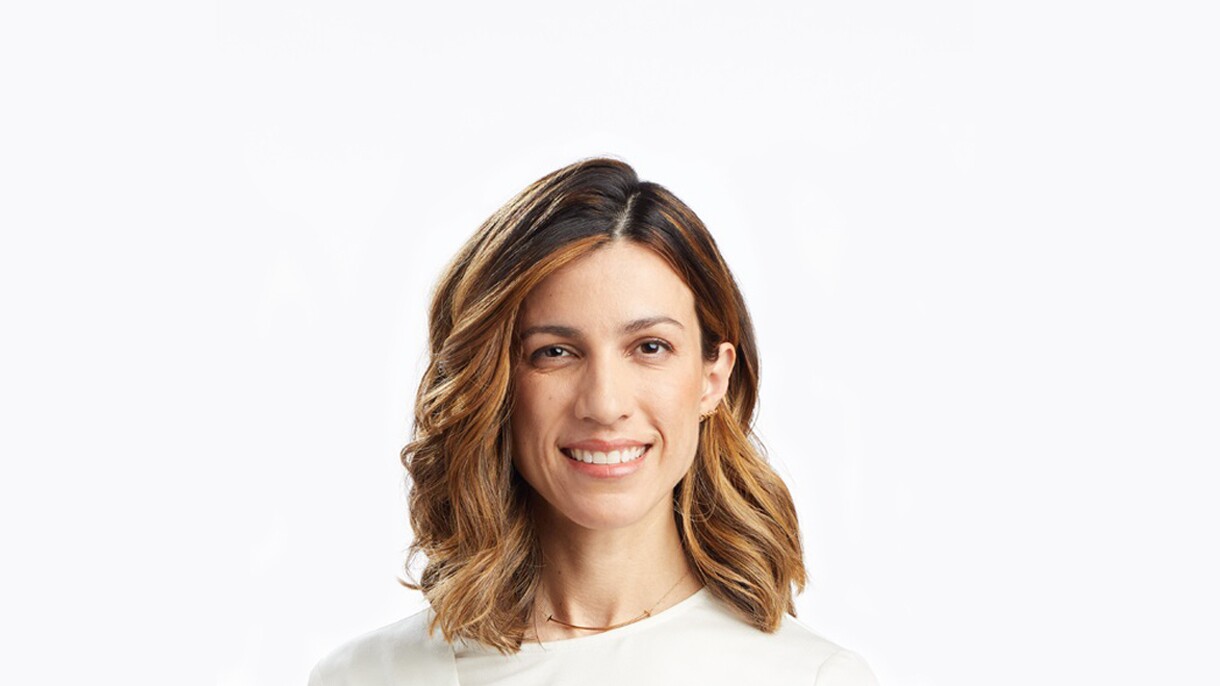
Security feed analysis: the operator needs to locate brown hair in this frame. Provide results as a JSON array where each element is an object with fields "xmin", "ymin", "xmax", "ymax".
[{"xmin": 399, "ymin": 157, "xmax": 806, "ymax": 653}]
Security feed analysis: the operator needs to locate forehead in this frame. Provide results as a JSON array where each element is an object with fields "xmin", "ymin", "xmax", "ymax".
[{"xmin": 518, "ymin": 241, "xmax": 696, "ymax": 329}]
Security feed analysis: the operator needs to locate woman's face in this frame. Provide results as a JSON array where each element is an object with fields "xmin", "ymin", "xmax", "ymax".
[{"xmin": 510, "ymin": 241, "xmax": 735, "ymax": 534}]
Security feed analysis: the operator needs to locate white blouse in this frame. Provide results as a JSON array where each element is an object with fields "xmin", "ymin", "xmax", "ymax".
[
  {"xmin": 309, "ymin": 586, "xmax": 879, "ymax": 686},
  {"xmin": 453, "ymin": 586, "xmax": 878, "ymax": 685}
]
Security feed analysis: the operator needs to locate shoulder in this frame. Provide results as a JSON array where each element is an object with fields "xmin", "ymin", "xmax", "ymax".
[
  {"xmin": 307, "ymin": 606, "xmax": 458, "ymax": 686},
  {"xmin": 774, "ymin": 615, "xmax": 880, "ymax": 686},
  {"xmin": 682, "ymin": 594, "xmax": 879, "ymax": 685}
]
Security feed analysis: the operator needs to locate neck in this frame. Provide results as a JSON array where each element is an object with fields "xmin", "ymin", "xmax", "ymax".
[{"xmin": 526, "ymin": 500, "xmax": 703, "ymax": 642}]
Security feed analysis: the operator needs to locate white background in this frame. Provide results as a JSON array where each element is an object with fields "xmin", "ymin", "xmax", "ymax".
[{"xmin": 2, "ymin": 2, "xmax": 1217, "ymax": 684}]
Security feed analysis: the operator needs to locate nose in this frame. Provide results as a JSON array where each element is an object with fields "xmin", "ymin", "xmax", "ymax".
[{"xmin": 573, "ymin": 352, "xmax": 633, "ymax": 425}]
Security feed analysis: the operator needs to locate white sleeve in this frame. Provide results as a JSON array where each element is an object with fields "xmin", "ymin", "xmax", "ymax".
[
  {"xmin": 814, "ymin": 649, "xmax": 880, "ymax": 686},
  {"xmin": 306, "ymin": 660, "xmax": 327, "ymax": 686}
]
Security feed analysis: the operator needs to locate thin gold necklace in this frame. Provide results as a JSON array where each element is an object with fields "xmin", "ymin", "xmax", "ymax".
[{"xmin": 544, "ymin": 571, "xmax": 691, "ymax": 633}]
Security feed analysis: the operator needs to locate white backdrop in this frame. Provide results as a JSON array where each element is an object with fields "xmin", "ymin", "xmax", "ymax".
[{"xmin": 3, "ymin": 2, "xmax": 1217, "ymax": 685}]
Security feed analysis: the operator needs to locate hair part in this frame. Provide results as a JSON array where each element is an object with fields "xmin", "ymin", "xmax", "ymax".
[{"xmin": 399, "ymin": 157, "xmax": 806, "ymax": 653}]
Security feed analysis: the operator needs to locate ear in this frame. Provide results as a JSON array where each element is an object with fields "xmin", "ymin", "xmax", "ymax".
[{"xmin": 699, "ymin": 342, "xmax": 736, "ymax": 413}]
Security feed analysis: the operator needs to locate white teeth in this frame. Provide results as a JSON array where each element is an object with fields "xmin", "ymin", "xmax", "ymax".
[{"xmin": 567, "ymin": 446, "xmax": 647, "ymax": 465}]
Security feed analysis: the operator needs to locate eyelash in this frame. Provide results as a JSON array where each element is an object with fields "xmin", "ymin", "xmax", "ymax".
[{"xmin": 530, "ymin": 339, "xmax": 674, "ymax": 361}]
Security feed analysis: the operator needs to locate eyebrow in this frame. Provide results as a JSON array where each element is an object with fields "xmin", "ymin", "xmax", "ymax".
[{"xmin": 518, "ymin": 316, "xmax": 685, "ymax": 341}]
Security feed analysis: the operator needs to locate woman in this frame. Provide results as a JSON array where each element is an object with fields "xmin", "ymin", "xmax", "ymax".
[{"xmin": 308, "ymin": 158, "xmax": 879, "ymax": 685}]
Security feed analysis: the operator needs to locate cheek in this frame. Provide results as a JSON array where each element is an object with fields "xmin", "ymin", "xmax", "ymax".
[
  {"xmin": 509, "ymin": 378, "xmax": 556, "ymax": 446},
  {"xmin": 649, "ymin": 374, "xmax": 704, "ymax": 435},
  {"xmin": 508, "ymin": 402, "xmax": 540, "ymax": 483},
  {"xmin": 655, "ymin": 363, "xmax": 706, "ymax": 405}
]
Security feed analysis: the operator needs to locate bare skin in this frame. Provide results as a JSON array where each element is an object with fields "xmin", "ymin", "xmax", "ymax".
[{"xmin": 523, "ymin": 495, "xmax": 706, "ymax": 642}]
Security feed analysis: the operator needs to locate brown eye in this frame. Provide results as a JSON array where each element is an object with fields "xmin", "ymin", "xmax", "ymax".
[
  {"xmin": 638, "ymin": 339, "xmax": 674, "ymax": 356},
  {"xmin": 532, "ymin": 345, "xmax": 570, "ymax": 361}
]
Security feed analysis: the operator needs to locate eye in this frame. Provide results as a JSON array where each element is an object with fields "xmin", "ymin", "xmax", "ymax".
[
  {"xmin": 530, "ymin": 345, "xmax": 572, "ymax": 361},
  {"xmin": 637, "ymin": 339, "xmax": 674, "ymax": 357}
]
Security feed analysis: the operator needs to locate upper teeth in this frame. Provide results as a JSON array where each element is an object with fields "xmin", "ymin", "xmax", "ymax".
[{"xmin": 567, "ymin": 446, "xmax": 647, "ymax": 464}]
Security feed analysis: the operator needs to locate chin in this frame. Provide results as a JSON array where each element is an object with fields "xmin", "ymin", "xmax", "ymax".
[
  {"xmin": 570, "ymin": 512, "xmax": 647, "ymax": 532},
  {"xmin": 544, "ymin": 494, "xmax": 667, "ymax": 533}
]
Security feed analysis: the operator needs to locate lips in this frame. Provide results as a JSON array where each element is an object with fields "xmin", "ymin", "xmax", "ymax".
[{"xmin": 560, "ymin": 444, "xmax": 651, "ymax": 478}]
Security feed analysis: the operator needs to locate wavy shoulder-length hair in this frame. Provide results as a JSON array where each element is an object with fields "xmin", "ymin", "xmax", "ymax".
[{"xmin": 400, "ymin": 157, "xmax": 806, "ymax": 653}]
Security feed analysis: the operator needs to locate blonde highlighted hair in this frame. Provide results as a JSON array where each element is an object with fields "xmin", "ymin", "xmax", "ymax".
[{"xmin": 400, "ymin": 158, "xmax": 806, "ymax": 653}]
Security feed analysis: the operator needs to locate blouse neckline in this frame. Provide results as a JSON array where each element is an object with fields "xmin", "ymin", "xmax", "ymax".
[{"xmin": 456, "ymin": 585, "xmax": 711, "ymax": 655}]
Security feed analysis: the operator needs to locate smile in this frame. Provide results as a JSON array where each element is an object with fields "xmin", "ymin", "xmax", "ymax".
[{"xmin": 561, "ymin": 445, "xmax": 650, "ymax": 465}]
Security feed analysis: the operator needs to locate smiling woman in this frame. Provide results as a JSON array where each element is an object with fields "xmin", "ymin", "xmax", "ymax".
[
  {"xmin": 307, "ymin": 158, "xmax": 879, "ymax": 685},
  {"xmin": 510, "ymin": 242, "xmax": 735, "ymax": 537}
]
